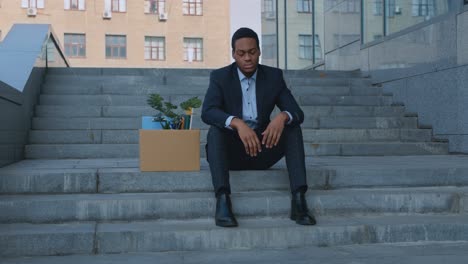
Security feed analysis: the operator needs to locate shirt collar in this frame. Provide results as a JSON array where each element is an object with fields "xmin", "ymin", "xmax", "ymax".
[{"xmin": 237, "ymin": 67, "xmax": 257, "ymax": 82}]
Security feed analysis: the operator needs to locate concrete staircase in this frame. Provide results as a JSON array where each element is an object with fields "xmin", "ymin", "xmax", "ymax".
[
  {"xmin": 1, "ymin": 68, "xmax": 468, "ymax": 261},
  {"xmin": 25, "ymin": 68, "xmax": 448, "ymax": 159}
]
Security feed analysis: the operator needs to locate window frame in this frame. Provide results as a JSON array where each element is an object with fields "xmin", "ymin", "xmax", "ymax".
[
  {"xmin": 144, "ymin": 0, "xmax": 166, "ymax": 14},
  {"xmin": 111, "ymin": 0, "xmax": 126, "ymax": 13},
  {"xmin": 21, "ymin": 0, "xmax": 45, "ymax": 9},
  {"xmin": 64, "ymin": 0, "xmax": 86, "ymax": 11},
  {"xmin": 183, "ymin": 0, "xmax": 203, "ymax": 16},
  {"xmin": 412, "ymin": 0, "xmax": 436, "ymax": 17},
  {"xmin": 64, "ymin": 33, "xmax": 86, "ymax": 58},
  {"xmin": 145, "ymin": 36, "xmax": 166, "ymax": 61},
  {"xmin": 297, "ymin": 0, "xmax": 312, "ymax": 14},
  {"xmin": 183, "ymin": 37, "xmax": 203, "ymax": 62},
  {"xmin": 298, "ymin": 34, "xmax": 313, "ymax": 60},
  {"xmin": 105, "ymin": 35, "xmax": 127, "ymax": 59}
]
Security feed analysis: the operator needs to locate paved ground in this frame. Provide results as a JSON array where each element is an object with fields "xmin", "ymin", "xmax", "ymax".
[{"xmin": 1, "ymin": 242, "xmax": 468, "ymax": 264}]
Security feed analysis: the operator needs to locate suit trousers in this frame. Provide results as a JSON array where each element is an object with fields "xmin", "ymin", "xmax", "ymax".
[{"xmin": 206, "ymin": 124, "xmax": 308, "ymax": 196}]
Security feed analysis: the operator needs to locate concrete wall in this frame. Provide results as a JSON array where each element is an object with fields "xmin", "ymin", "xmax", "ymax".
[
  {"xmin": 0, "ymin": 69, "xmax": 45, "ymax": 167},
  {"xmin": 0, "ymin": 24, "xmax": 66, "ymax": 167}
]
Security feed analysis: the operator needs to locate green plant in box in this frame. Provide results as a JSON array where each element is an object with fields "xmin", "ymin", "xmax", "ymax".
[{"xmin": 147, "ymin": 93, "xmax": 202, "ymax": 129}]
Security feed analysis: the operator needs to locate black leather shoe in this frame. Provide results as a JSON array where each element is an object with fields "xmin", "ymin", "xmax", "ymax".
[
  {"xmin": 215, "ymin": 193, "xmax": 238, "ymax": 227},
  {"xmin": 290, "ymin": 192, "xmax": 316, "ymax": 226}
]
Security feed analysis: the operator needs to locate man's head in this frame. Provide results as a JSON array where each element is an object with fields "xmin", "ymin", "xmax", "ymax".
[{"xmin": 231, "ymin": 27, "xmax": 261, "ymax": 78}]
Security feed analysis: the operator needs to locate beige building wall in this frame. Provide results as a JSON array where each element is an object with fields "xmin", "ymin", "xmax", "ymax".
[{"xmin": 0, "ymin": 0, "xmax": 231, "ymax": 68}]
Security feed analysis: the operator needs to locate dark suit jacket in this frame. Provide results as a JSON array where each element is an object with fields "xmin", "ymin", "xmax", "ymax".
[{"xmin": 201, "ymin": 63, "xmax": 304, "ymax": 131}]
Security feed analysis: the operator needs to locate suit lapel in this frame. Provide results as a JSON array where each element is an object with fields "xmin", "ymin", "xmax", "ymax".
[
  {"xmin": 255, "ymin": 65, "xmax": 265, "ymax": 125},
  {"xmin": 230, "ymin": 65, "xmax": 243, "ymax": 118}
]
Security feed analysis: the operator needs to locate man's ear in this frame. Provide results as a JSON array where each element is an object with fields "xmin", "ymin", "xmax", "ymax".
[{"xmin": 231, "ymin": 50, "xmax": 235, "ymax": 60}]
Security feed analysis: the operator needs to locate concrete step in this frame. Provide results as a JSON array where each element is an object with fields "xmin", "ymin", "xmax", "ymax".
[
  {"xmin": 41, "ymin": 84, "xmax": 382, "ymax": 96},
  {"xmin": 45, "ymin": 67, "xmax": 215, "ymax": 76},
  {"xmin": 44, "ymin": 75, "xmax": 369, "ymax": 88},
  {"xmin": 1, "ymin": 214, "xmax": 468, "ymax": 257},
  {"xmin": 38, "ymin": 94, "xmax": 393, "ymax": 107},
  {"xmin": 0, "ymin": 187, "xmax": 465, "ymax": 223},
  {"xmin": 3, "ymin": 156, "xmax": 468, "ymax": 194},
  {"xmin": 44, "ymin": 75, "xmax": 210, "ymax": 86},
  {"xmin": 24, "ymin": 142, "xmax": 448, "ymax": 159},
  {"xmin": 30, "ymin": 116, "xmax": 418, "ymax": 130},
  {"xmin": 284, "ymin": 69, "xmax": 364, "ymax": 78},
  {"xmin": 46, "ymin": 68, "xmax": 363, "ymax": 79},
  {"xmin": 291, "ymin": 85, "xmax": 383, "ymax": 96},
  {"xmin": 34, "ymin": 105, "xmax": 406, "ymax": 118},
  {"xmin": 298, "ymin": 95, "xmax": 392, "ymax": 106},
  {"xmin": 28, "ymin": 128, "xmax": 433, "ymax": 144},
  {"xmin": 286, "ymin": 77, "xmax": 373, "ymax": 87},
  {"xmin": 41, "ymin": 84, "xmax": 209, "ymax": 96},
  {"xmin": 2, "ymin": 242, "xmax": 468, "ymax": 264}
]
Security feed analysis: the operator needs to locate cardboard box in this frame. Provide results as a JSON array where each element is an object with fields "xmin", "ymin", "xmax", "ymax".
[{"xmin": 139, "ymin": 129, "xmax": 200, "ymax": 172}]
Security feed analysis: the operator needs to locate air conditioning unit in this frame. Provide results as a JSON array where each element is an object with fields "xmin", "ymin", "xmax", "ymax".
[
  {"xmin": 394, "ymin": 6, "xmax": 402, "ymax": 14},
  {"xmin": 27, "ymin": 7, "xmax": 37, "ymax": 17},
  {"xmin": 158, "ymin": 12, "xmax": 168, "ymax": 21},
  {"xmin": 102, "ymin": 10, "xmax": 112, "ymax": 19}
]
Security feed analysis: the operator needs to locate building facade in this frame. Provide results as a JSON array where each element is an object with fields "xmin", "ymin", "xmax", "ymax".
[{"xmin": 0, "ymin": 0, "xmax": 231, "ymax": 68}]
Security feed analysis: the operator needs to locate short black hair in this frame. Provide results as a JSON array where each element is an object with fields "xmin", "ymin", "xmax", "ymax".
[{"xmin": 231, "ymin": 27, "xmax": 260, "ymax": 51}]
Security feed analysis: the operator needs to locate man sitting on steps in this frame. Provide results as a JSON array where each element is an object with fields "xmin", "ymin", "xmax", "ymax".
[{"xmin": 201, "ymin": 27, "xmax": 316, "ymax": 227}]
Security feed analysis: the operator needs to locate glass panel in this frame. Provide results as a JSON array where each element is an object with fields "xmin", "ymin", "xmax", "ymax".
[
  {"xmin": 363, "ymin": 0, "xmax": 384, "ymax": 43},
  {"xmin": 112, "ymin": 47, "xmax": 119, "ymax": 57},
  {"xmin": 314, "ymin": 0, "xmax": 324, "ymax": 63},
  {"xmin": 261, "ymin": 0, "xmax": 278, "ymax": 67},
  {"xmin": 79, "ymin": 47, "xmax": 85, "ymax": 57},
  {"xmin": 285, "ymin": 0, "xmax": 313, "ymax": 69},
  {"xmin": 324, "ymin": 0, "xmax": 360, "ymax": 52},
  {"xmin": 121, "ymin": 47, "xmax": 126, "ymax": 58},
  {"xmin": 386, "ymin": 0, "xmax": 449, "ymax": 35},
  {"xmin": 144, "ymin": 47, "xmax": 150, "ymax": 59}
]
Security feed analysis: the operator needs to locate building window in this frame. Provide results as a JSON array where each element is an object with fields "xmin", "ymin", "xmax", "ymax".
[
  {"xmin": 183, "ymin": 0, "xmax": 202, "ymax": 16},
  {"xmin": 373, "ymin": 0, "xmax": 383, "ymax": 15},
  {"xmin": 299, "ymin": 34, "xmax": 322, "ymax": 60},
  {"xmin": 105, "ymin": 35, "xmax": 126, "ymax": 59},
  {"xmin": 412, "ymin": 0, "xmax": 436, "ymax": 17},
  {"xmin": 65, "ymin": 0, "xmax": 85, "ymax": 10},
  {"xmin": 262, "ymin": 0, "xmax": 275, "ymax": 18},
  {"xmin": 144, "ymin": 0, "xmax": 165, "ymax": 14},
  {"xmin": 21, "ymin": 0, "xmax": 45, "ymax": 8},
  {"xmin": 343, "ymin": 0, "xmax": 360, "ymax": 13},
  {"xmin": 387, "ymin": 0, "xmax": 397, "ymax": 17},
  {"xmin": 262, "ymin": 34, "xmax": 276, "ymax": 60},
  {"xmin": 145, "ymin": 36, "xmax": 165, "ymax": 60},
  {"xmin": 298, "ymin": 35, "xmax": 312, "ymax": 60},
  {"xmin": 183, "ymin": 38, "xmax": 203, "ymax": 62},
  {"xmin": 64, "ymin": 33, "xmax": 86, "ymax": 58},
  {"xmin": 108, "ymin": 0, "xmax": 126, "ymax": 12},
  {"xmin": 297, "ymin": 0, "xmax": 312, "ymax": 13},
  {"xmin": 298, "ymin": 34, "xmax": 321, "ymax": 60}
]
